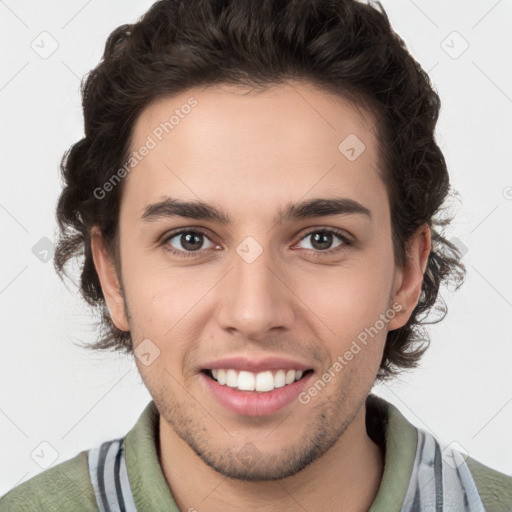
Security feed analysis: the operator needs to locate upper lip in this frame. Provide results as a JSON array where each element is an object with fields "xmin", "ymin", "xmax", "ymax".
[{"xmin": 201, "ymin": 355, "xmax": 314, "ymax": 373}]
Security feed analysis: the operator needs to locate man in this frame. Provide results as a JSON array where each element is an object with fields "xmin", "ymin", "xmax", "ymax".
[{"xmin": 1, "ymin": 0, "xmax": 510, "ymax": 510}]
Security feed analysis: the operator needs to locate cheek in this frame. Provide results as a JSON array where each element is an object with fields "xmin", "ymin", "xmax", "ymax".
[
  {"xmin": 119, "ymin": 243, "xmax": 190, "ymax": 320},
  {"xmin": 297, "ymin": 256, "xmax": 394, "ymax": 332},
  {"xmin": 120, "ymin": 247, "xmax": 210, "ymax": 361}
]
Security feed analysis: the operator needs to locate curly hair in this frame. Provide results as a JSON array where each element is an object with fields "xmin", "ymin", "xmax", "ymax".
[{"xmin": 54, "ymin": 0, "xmax": 465, "ymax": 382}]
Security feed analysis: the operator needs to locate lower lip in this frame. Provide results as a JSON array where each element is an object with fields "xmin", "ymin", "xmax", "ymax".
[{"xmin": 200, "ymin": 371, "xmax": 314, "ymax": 417}]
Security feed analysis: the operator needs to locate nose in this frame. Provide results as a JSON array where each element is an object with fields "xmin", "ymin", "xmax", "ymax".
[{"xmin": 216, "ymin": 243, "xmax": 296, "ymax": 340}]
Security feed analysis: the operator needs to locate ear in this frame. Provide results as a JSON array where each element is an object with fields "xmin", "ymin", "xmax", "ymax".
[
  {"xmin": 387, "ymin": 222, "xmax": 431, "ymax": 331},
  {"xmin": 90, "ymin": 226, "xmax": 130, "ymax": 332}
]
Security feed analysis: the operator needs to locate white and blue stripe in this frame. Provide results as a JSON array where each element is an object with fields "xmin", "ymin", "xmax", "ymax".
[
  {"xmin": 88, "ymin": 437, "xmax": 137, "ymax": 512},
  {"xmin": 401, "ymin": 428, "xmax": 486, "ymax": 511}
]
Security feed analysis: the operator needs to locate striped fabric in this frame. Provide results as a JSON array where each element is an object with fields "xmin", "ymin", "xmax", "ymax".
[
  {"xmin": 88, "ymin": 437, "xmax": 137, "ymax": 512},
  {"xmin": 400, "ymin": 429, "xmax": 486, "ymax": 512},
  {"xmin": 88, "ymin": 428, "xmax": 486, "ymax": 511}
]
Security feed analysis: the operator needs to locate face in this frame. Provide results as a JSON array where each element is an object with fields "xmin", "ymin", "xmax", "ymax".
[{"xmin": 92, "ymin": 81, "xmax": 428, "ymax": 481}]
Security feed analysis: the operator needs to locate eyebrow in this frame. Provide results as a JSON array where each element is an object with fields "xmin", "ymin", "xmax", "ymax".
[{"xmin": 140, "ymin": 196, "xmax": 372, "ymax": 224}]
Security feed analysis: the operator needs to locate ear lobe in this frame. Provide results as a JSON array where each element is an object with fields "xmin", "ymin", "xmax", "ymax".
[
  {"xmin": 387, "ymin": 223, "xmax": 431, "ymax": 331},
  {"xmin": 90, "ymin": 226, "xmax": 130, "ymax": 332}
]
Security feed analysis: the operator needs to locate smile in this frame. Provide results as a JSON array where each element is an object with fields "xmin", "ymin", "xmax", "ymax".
[
  {"xmin": 206, "ymin": 368, "xmax": 312, "ymax": 392},
  {"xmin": 201, "ymin": 368, "xmax": 315, "ymax": 416}
]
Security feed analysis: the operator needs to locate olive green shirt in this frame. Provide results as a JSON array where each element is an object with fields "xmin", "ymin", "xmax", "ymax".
[{"xmin": 1, "ymin": 394, "xmax": 511, "ymax": 511}]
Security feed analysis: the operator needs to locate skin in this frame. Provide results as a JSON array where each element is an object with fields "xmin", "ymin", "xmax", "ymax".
[{"xmin": 91, "ymin": 81, "xmax": 430, "ymax": 511}]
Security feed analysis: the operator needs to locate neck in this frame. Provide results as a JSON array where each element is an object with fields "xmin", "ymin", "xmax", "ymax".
[{"xmin": 158, "ymin": 402, "xmax": 384, "ymax": 512}]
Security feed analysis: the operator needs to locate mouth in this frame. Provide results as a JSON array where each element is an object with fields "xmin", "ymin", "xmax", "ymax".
[
  {"xmin": 201, "ymin": 368, "xmax": 314, "ymax": 393},
  {"xmin": 200, "ymin": 368, "xmax": 315, "ymax": 417}
]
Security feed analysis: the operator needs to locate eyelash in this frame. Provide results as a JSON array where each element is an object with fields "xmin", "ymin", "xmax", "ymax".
[{"xmin": 160, "ymin": 227, "xmax": 353, "ymax": 259}]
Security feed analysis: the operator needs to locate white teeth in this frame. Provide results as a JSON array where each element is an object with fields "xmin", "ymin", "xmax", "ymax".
[
  {"xmin": 285, "ymin": 369, "xmax": 296, "ymax": 385},
  {"xmin": 274, "ymin": 369, "xmax": 286, "ymax": 388},
  {"xmin": 237, "ymin": 371, "xmax": 255, "ymax": 391},
  {"xmin": 208, "ymin": 368, "xmax": 308, "ymax": 392},
  {"xmin": 255, "ymin": 370, "xmax": 274, "ymax": 392},
  {"xmin": 226, "ymin": 369, "xmax": 238, "ymax": 387}
]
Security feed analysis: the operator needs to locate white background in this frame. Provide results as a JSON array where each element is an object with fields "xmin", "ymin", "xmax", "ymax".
[{"xmin": 1, "ymin": 0, "xmax": 511, "ymax": 496}]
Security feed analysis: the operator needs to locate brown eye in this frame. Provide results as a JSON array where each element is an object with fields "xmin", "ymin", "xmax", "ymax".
[
  {"xmin": 296, "ymin": 228, "xmax": 352, "ymax": 254},
  {"xmin": 163, "ymin": 229, "xmax": 216, "ymax": 257}
]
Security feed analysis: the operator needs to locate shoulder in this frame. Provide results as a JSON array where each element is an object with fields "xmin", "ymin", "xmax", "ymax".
[
  {"xmin": 0, "ymin": 450, "xmax": 99, "ymax": 512},
  {"xmin": 465, "ymin": 455, "xmax": 512, "ymax": 511},
  {"xmin": 369, "ymin": 394, "xmax": 512, "ymax": 510}
]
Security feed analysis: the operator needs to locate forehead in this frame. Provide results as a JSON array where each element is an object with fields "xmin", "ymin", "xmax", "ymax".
[{"xmin": 123, "ymin": 81, "xmax": 386, "ymax": 221}]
